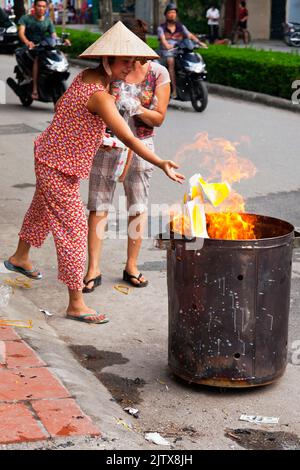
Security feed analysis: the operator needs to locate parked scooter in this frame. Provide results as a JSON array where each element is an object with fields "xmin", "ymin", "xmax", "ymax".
[
  {"xmin": 158, "ymin": 38, "xmax": 208, "ymax": 112},
  {"xmin": 0, "ymin": 7, "xmax": 19, "ymax": 52},
  {"xmin": 7, "ymin": 33, "xmax": 70, "ymax": 107},
  {"xmin": 283, "ymin": 22, "xmax": 300, "ymax": 47}
]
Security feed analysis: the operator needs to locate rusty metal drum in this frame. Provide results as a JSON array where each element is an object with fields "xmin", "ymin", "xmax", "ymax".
[{"xmin": 157, "ymin": 214, "xmax": 300, "ymax": 387}]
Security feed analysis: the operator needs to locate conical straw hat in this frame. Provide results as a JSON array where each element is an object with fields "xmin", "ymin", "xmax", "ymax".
[{"xmin": 79, "ymin": 21, "xmax": 159, "ymax": 59}]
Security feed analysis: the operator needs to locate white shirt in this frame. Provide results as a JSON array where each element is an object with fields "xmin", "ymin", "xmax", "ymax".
[{"xmin": 206, "ymin": 8, "xmax": 220, "ymax": 26}]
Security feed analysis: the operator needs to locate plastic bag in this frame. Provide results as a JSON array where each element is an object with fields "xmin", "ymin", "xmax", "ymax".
[{"xmin": 117, "ymin": 82, "xmax": 143, "ymax": 120}]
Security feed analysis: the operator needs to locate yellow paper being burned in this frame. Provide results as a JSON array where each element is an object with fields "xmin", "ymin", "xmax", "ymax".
[
  {"xmin": 183, "ymin": 174, "xmax": 231, "ymax": 238},
  {"xmin": 199, "ymin": 176, "xmax": 231, "ymax": 207},
  {"xmin": 184, "ymin": 197, "xmax": 208, "ymax": 238}
]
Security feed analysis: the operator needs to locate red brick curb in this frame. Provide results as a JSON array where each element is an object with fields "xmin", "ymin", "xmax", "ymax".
[{"xmin": 0, "ymin": 326, "xmax": 101, "ymax": 445}]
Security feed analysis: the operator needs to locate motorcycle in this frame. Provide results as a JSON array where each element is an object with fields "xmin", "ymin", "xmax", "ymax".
[
  {"xmin": 157, "ymin": 38, "xmax": 208, "ymax": 112},
  {"xmin": 0, "ymin": 8, "xmax": 19, "ymax": 52},
  {"xmin": 7, "ymin": 34, "xmax": 70, "ymax": 107},
  {"xmin": 283, "ymin": 22, "xmax": 300, "ymax": 47}
]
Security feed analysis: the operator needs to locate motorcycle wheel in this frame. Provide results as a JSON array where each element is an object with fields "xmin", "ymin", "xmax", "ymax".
[
  {"xmin": 20, "ymin": 95, "xmax": 33, "ymax": 107},
  {"xmin": 52, "ymin": 82, "xmax": 66, "ymax": 104},
  {"xmin": 290, "ymin": 32, "xmax": 300, "ymax": 47},
  {"xmin": 190, "ymin": 80, "xmax": 208, "ymax": 112}
]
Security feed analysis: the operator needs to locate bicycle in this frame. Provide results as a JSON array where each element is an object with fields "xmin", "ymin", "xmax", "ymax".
[{"xmin": 231, "ymin": 24, "xmax": 251, "ymax": 45}]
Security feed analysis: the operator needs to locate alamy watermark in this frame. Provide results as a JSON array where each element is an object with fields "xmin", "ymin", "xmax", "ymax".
[
  {"xmin": 0, "ymin": 80, "xmax": 6, "ymax": 105},
  {"xmin": 93, "ymin": 196, "xmax": 204, "ymax": 251},
  {"xmin": 291, "ymin": 340, "xmax": 300, "ymax": 365},
  {"xmin": 291, "ymin": 80, "xmax": 300, "ymax": 104}
]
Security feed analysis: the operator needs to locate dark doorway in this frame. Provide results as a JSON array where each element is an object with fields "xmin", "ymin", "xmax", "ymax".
[
  {"xmin": 271, "ymin": 0, "xmax": 287, "ymax": 39},
  {"xmin": 223, "ymin": 0, "xmax": 238, "ymax": 37}
]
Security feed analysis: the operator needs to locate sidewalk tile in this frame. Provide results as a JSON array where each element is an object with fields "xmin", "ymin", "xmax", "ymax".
[
  {"xmin": 0, "ymin": 403, "xmax": 48, "ymax": 444},
  {"xmin": 5, "ymin": 340, "xmax": 46, "ymax": 369},
  {"xmin": 0, "ymin": 367, "xmax": 71, "ymax": 401},
  {"xmin": 32, "ymin": 398, "xmax": 101, "ymax": 438},
  {"xmin": 0, "ymin": 327, "xmax": 21, "ymax": 341}
]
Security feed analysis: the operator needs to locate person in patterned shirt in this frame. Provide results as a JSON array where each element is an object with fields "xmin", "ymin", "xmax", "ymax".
[{"xmin": 84, "ymin": 19, "xmax": 171, "ymax": 292}]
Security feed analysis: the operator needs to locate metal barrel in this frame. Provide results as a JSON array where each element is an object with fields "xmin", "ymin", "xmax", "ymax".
[{"xmin": 159, "ymin": 214, "xmax": 297, "ymax": 387}]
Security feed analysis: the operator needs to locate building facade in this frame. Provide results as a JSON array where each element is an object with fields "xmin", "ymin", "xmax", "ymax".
[{"xmin": 223, "ymin": 0, "xmax": 300, "ymax": 40}]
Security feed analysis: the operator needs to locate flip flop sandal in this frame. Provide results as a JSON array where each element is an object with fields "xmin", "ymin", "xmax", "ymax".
[
  {"xmin": 66, "ymin": 312, "xmax": 109, "ymax": 324},
  {"xmin": 123, "ymin": 270, "xmax": 148, "ymax": 288},
  {"xmin": 82, "ymin": 274, "xmax": 102, "ymax": 294},
  {"xmin": 4, "ymin": 260, "xmax": 42, "ymax": 280}
]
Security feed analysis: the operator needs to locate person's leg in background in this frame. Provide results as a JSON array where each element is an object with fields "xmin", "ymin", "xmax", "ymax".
[
  {"xmin": 31, "ymin": 56, "xmax": 39, "ymax": 99},
  {"xmin": 209, "ymin": 25, "xmax": 214, "ymax": 44},
  {"xmin": 125, "ymin": 210, "xmax": 148, "ymax": 286},
  {"xmin": 84, "ymin": 210, "xmax": 108, "ymax": 291},
  {"xmin": 167, "ymin": 56, "xmax": 177, "ymax": 98},
  {"xmin": 84, "ymin": 148, "xmax": 118, "ymax": 292},
  {"xmin": 213, "ymin": 25, "xmax": 219, "ymax": 43},
  {"xmin": 123, "ymin": 143, "xmax": 154, "ymax": 287}
]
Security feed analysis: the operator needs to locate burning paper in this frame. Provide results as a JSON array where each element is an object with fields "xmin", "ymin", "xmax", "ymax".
[
  {"xmin": 182, "ymin": 173, "xmax": 230, "ymax": 238},
  {"xmin": 171, "ymin": 133, "xmax": 258, "ymax": 240},
  {"xmin": 184, "ymin": 198, "xmax": 208, "ymax": 238},
  {"xmin": 198, "ymin": 177, "xmax": 231, "ymax": 207}
]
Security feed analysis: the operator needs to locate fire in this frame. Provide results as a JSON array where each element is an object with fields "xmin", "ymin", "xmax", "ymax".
[
  {"xmin": 171, "ymin": 212, "xmax": 256, "ymax": 240},
  {"xmin": 206, "ymin": 213, "xmax": 256, "ymax": 240},
  {"xmin": 171, "ymin": 133, "xmax": 258, "ymax": 240}
]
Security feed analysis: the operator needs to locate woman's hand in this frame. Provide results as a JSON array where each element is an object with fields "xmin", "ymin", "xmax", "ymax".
[{"xmin": 160, "ymin": 160, "xmax": 185, "ymax": 184}]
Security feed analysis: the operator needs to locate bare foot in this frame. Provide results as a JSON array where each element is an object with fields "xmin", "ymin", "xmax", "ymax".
[{"xmin": 31, "ymin": 90, "xmax": 38, "ymax": 100}]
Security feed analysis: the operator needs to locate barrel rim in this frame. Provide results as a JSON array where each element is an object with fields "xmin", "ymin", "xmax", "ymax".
[{"xmin": 159, "ymin": 213, "xmax": 295, "ymax": 247}]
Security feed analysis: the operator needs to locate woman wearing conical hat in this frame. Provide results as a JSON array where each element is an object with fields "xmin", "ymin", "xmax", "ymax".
[{"xmin": 4, "ymin": 22, "xmax": 184, "ymax": 324}]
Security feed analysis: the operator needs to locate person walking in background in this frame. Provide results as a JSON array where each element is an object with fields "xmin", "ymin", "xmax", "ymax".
[
  {"xmin": 80, "ymin": 0, "xmax": 88, "ymax": 24},
  {"xmin": 47, "ymin": 1, "xmax": 55, "ymax": 23},
  {"xmin": 206, "ymin": 3, "xmax": 220, "ymax": 44},
  {"xmin": 238, "ymin": 1, "xmax": 249, "ymax": 44}
]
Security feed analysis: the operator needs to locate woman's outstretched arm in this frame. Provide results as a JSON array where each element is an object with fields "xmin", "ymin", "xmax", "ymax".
[{"xmin": 87, "ymin": 91, "xmax": 185, "ymax": 184}]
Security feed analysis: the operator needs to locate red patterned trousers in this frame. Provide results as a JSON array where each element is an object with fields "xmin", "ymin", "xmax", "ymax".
[{"xmin": 19, "ymin": 161, "xmax": 87, "ymax": 290}]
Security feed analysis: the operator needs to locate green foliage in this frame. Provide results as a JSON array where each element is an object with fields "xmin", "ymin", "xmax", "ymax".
[
  {"xmin": 56, "ymin": 28, "xmax": 300, "ymax": 100},
  {"xmin": 56, "ymin": 26, "xmax": 160, "ymax": 57},
  {"xmin": 177, "ymin": 0, "xmax": 223, "ymax": 34},
  {"xmin": 56, "ymin": 27, "xmax": 101, "ymax": 58},
  {"xmin": 200, "ymin": 46, "xmax": 300, "ymax": 99}
]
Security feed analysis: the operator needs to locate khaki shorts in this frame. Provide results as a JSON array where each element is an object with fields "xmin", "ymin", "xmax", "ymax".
[{"xmin": 87, "ymin": 137, "xmax": 154, "ymax": 216}]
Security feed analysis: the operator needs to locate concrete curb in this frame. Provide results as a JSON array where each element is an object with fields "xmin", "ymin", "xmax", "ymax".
[
  {"xmin": 69, "ymin": 57, "xmax": 300, "ymax": 114},
  {"xmin": 207, "ymin": 83, "xmax": 300, "ymax": 114}
]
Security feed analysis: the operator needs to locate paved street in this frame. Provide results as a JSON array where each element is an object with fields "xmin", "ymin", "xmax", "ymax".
[{"xmin": 0, "ymin": 53, "xmax": 300, "ymax": 450}]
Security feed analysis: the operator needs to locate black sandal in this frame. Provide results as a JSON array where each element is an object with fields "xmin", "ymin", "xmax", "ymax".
[
  {"xmin": 82, "ymin": 274, "xmax": 102, "ymax": 294},
  {"xmin": 123, "ymin": 270, "xmax": 148, "ymax": 288}
]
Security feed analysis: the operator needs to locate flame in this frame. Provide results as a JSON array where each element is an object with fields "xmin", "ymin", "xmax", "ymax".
[
  {"xmin": 171, "ymin": 133, "xmax": 258, "ymax": 240},
  {"xmin": 171, "ymin": 212, "xmax": 256, "ymax": 240}
]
